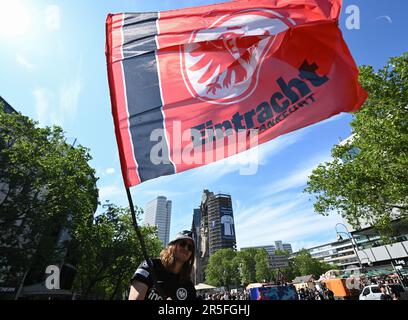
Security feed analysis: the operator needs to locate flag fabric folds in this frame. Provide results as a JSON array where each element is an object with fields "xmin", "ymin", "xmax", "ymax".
[{"xmin": 106, "ymin": 0, "xmax": 367, "ymax": 187}]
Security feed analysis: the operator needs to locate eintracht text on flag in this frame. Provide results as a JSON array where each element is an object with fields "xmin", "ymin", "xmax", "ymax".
[{"xmin": 105, "ymin": 0, "xmax": 367, "ymax": 187}]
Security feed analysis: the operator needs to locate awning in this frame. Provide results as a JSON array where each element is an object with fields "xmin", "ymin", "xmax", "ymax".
[{"xmin": 194, "ymin": 283, "xmax": 217, "ymax": 290}]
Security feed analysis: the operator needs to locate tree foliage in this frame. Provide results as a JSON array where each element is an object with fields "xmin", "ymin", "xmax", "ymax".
[
  {"xmin": 70, "ymin": 203, "xmax": 163, "ymax": 299},
  {"xmin": 289, "ymin": 249, "xmax": 334, "ymax": 279},
  {"xmin": 205, "ymin": 248, "xmax": 274, "ymax": 287},
  {"xmin": 0, "ymin": 107, "xmax": 98, "ymax": 283},
  {"xmin": 205, "ymin": 248, "xmax": 239, "ymax": 289},
  {"xmin": 236, "ymin": 249, "xmax": 257, "ymax": 285},
  {"xmin": 305, "ymin": 53, "xmax": 408, "ymax": 234},
  {"xmin": 254, "ymin": 249, "xmax": 272, "ymax": 283}
]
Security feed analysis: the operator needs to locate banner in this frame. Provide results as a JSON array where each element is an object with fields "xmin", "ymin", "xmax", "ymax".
[
  {"xmin": 220, "ymin": 206, "xmax": 236, "ymax": 240},
  {"xmin": 106, "ymin": 0, "xmax": 367, "ymax": 187}
]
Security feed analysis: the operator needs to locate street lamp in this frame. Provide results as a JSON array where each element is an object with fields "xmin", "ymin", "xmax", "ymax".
[
  {"xmin": 335, "ymin": 223, "xmax": 363, "ymax": 269},
  {"xmin": 360, "ymin": 257, "xmax": 373, "ymax": 267}
]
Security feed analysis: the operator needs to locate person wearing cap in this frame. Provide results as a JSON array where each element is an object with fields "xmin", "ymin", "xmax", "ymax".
[{"xmin": 128, "ymin": 230, "xmax": 197, "ymax": 300}]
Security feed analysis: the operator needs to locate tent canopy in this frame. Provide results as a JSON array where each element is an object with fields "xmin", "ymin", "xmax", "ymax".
[
  {"xmin": 195, "ymin": 283, "xmax": 216, "ymax": 290},
  {"xmin": 292, "ymin": 275, "xmax": 315, "ymax": 284},
  {"xmin": 246, "ymin": 283, "xmax": 263, "ymax": 290}
]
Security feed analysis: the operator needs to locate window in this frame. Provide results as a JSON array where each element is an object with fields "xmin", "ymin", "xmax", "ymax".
[
  {"xmin": 363, "ymin": 288, "xmax": 370, "ymax": 295},
  {"xmin": 371, "ymin": 286, "xmax": 381, "ymax": 293}
]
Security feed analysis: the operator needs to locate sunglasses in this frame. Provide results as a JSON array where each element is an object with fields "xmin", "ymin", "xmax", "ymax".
[{"xmin": 177, "ymin": 240, "xmax": 194, "ymax": 252}]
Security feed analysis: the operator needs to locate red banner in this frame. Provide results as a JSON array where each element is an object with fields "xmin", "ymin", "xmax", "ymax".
[{"xmin": 106, "ymin": 0, "xmax": 367, "ymax": 187}]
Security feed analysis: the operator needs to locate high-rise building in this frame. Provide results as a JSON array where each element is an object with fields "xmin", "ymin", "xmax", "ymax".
[
  {"xmin": 191, "ymin": 208, "xmax": 201, "ymax": 285},
  {"xmin": 275, "ymin": 240, "xmax": 283, "ymax": 251},
  {"xmin": 241, "ymin": 245, "xmax": 276, "ymax": 256},
  {"xmin": 144, "ymin": 196, "xmax": 172, "ymax": 246},
  {"xmin": 242, "ymin": 242, "xmax": 292, "ymax": 255},
  {"xmin": 283, "ymin": 243, "xmax": 293, "ymax": 254},
  {"xmin": 193, "ymin": 190, "xmax": 237, "ymax": 284}
]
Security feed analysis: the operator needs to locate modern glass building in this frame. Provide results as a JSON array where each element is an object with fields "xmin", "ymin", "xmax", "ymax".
[{"xmin": 144, "ymin": 196, "xmax": 172, "ymax": 246}]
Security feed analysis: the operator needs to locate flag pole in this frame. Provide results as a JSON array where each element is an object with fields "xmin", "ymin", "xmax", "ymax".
[{"xmin": 126, "ymin": 187, "xmax": 167, "ymax": 299}]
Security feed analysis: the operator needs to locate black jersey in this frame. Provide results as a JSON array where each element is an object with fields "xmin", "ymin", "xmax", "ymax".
[{"xmin": 132, "ymin": 259, "xmax": 197, "ymax": 300}]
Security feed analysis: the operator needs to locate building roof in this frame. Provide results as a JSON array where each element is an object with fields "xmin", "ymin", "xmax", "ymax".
[
  {"xmin": 0, "ymin": 96, "xmax": 17, "ymax": 114},
  {"xmin": 292, "ymin": 275, "xmax": 315, "ymax": 284}
]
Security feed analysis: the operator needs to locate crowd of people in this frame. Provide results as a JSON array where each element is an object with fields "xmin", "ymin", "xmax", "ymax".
[
  {"xmin": 359, "ymin": 274, "xmax": 407, "ymax": 288},
  {"xmin": 359, "ymin": 275, "xmax": 406, "ymax": 300},
  {"xmin": 198, "ymin": 290, "xmax": 250, "ymax": 300},
  {"xmin": 296, "ymin": 287, "xmax": 335, "ymax": 300}
]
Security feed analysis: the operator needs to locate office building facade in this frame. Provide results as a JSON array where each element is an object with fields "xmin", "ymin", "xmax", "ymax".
[
  {"xmin": 242, "ymin": 242, "xmax": 292, "ymax": 269},
  {"xmin": 291, "ymin": 218, "xmax": 408, "ymax": 279},
  {"xmin": 303, "ymin": 239, "xmax": 360, "ymax": 269}
]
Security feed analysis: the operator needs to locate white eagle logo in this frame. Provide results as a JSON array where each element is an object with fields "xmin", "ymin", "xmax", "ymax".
[
  {"xmin": 176, "ymin": 287, "xmax": 188, "ymax": 300},
  {"xmin": 180, "ymin": 9, "xmax": 295, "ymax": 105}
]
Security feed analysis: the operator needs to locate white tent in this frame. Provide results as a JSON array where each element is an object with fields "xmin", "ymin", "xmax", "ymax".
[
  {"xmin": 246, "ymin": 283, "xmax": 263, "ymax": 290},
  {"xmin": 194, "ymin": 283, "xmax": 217, "ymax": 290}
]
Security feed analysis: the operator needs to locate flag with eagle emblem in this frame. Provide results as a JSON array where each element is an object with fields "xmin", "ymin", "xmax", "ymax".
[{"xmin": 106, "ymin": 0, "xmax": 367, "ymax": 187}]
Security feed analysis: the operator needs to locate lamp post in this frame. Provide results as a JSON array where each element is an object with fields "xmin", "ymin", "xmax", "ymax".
[{"xmin": 335, "ymin": 223, "xmax": 363, "ymax": 270}]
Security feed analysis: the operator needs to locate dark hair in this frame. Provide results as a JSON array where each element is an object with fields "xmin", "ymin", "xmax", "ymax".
[{"xmin": 159, "ymin": 241, "xmax": 195, "ymax": 281}]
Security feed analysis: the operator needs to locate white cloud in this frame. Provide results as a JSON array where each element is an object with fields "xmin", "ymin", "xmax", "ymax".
[
  {"xmin": 33, "ymin": 88, "xmax": 53, "ymax": 126},
  {"xmin": 106, "ymin": 168, "xmax": 115, "ymax": 175},
  {"xmin": 17, "ymin": 54, "xmax": 36, "ymax": 71},
  {"xmin": 99, "ymin": 185, "xmax": 124, "ymax": 201},
  {"xmin": 33, "ymin": 78, "xmax": 81, "ymax": 127},
  {"xmin": 291, "ymin": 240, "xmax": 326, "ymax": 253},
  {"xmin": 236, "ymin": 207, "xmax": 342, "ymax": 250},
  {"xmin": 375, "ymin": 15, "xmax": 392, "ymax": 24},
  {"xmin": 310, "ymin": 113, "xmax": 347, "ymax": 127},
  {"xmin": 185, "ymin": 129, "xmax": 304, "ymax": 183},
  {"xmin": 139, "ymin": 189, "xmax": 186, "ymax": 199},
  {"xmin": 258, "ymin": 152, "xmax": 332, "ymax": 198},
  {"xmin": 45, "ymin": 5, "xmax": 60, "ymax": 31},
  {"xmin": 59, "ymin": 78, "xmax": 82, "ymax": 121}
]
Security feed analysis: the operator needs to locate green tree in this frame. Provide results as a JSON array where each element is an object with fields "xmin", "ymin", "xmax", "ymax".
[
  {"xmin": 205, "ymin": 248, "xmax": 239, "ymax": 289},
  {"xmin": 0, "ymin": 107, "xmax": 98, "ymax": 286},
  {"xmin": 236, "ymin": 249, "xmax": 257, "ymax": 285},
  {"xmin": 71, "ymin": 203, "xmax": 163, "ymax": 299},
  {"xmin": 274, "ymin": 249, "xmax": 290, "ymax": 256},
  {"xmin": 277, "ymin": 265, "xmax": 296, "ymax": 283},
  {"xmin": 291, "ymin": 249, "xmax": 334, "ymax": 278},
  {"xmin": 254, "ymin": 249, "xmax": 271, "ymax": 283},
  {"xmin": 305, "ymin": 53, "xmax": 408, "ymax": 234}
]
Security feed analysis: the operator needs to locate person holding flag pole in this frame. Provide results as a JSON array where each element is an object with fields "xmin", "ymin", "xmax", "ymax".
[{"xmin": 105, "ymin": 0, "xmax": 367, "ymax": 301}]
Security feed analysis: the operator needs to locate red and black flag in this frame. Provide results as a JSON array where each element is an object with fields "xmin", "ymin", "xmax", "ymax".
[{"xmin": 106, "ymin": 0, "xmax": 367, "ymax": 187}]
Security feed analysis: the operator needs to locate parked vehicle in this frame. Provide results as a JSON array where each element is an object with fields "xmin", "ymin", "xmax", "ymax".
[
  {"xmin": 359, "ymin": 285, "xmax": 383, "ymax": 300},
  {"xmin": 359, "ymin": 284, "xmax": 407, "ymax": 300}
]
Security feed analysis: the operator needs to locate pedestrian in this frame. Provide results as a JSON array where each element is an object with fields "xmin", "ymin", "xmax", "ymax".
[
  {"xmin": 324, "ymin": 288, "xmax": 335, "ymax": 300},
  {"xmin": 223, "ymin": 291, "xmax": 230, "ymax": 300},
  {"xmin": 298, "ymin": 288, "xmax": 306, "ymax": 300},
  {"xmin": 391, "ymin": 290, "xmax": 400, "ymax": 301},
  {"xmin": 379, "ymin": 284, "xmax": 392, "ymax": 300},
  {"xmin": 128, "ymin": 230, "xmax": 197, "ymax": 300}
]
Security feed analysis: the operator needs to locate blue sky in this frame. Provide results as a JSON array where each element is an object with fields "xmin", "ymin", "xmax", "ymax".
[{"xmin": 1, "ymin": 0, "xmax": 407, "ymax": 252}]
